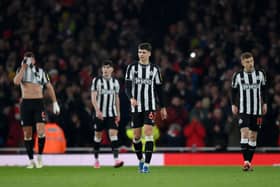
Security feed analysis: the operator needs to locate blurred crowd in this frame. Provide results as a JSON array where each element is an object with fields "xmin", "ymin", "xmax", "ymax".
[{"xmin": 0, "ymin": 0, "xmax": 280, "ymax": 149}]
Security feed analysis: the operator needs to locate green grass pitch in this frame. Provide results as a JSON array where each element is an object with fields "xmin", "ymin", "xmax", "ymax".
[{"xmin": 0, "ymin": 166, "xmax": 279, "ymax": 187}]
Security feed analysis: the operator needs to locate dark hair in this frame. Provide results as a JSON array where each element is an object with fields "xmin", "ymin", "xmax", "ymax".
[
  {"xmin": 138, "ymin": 42, "xmax": 152, "ymax": 52},
  {"xmin": 240, "ymin": 52, "xmax": 253, "ymax": 60},
  {"xmin": 24, "ymin": 51, "xmax": 35, "ymax": 58},
  {"xmin": 102, "ymin": 60, "xmax": 113, "ymax": 67}
]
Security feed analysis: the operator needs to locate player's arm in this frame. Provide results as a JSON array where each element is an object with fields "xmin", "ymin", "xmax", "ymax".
[
  {"xmin": 45, "ymin": 82, "xmax": 60, "ymax": 115},
  {"xmin": 261, "ymin": 70, "xmax": 268, "ymax": 114},
  {"xmin": 125, "ymin": 79, "xmax": 133, "ymax": 99},
  {"xmin": 13, "ymin": 64, "xmax": 28, "ymax": 85},
  {"xmin": 125, "ymin": 79, "xmax": 138, "ymax": 106},
  {"xmin": 155, "ymin": 84, "xmax": 167, "ymax": 120},
  {"xmin": 231, "ymin": 72, "xmax": 239, "ymax": 115},
  {"xmin": 115, "ymin": 93, "xmax": 120, "ymax": 124},
  {"xmin": 125, "ymin": 64, "xmax": 138, "ymax": 106},
  {"xmin": 91, "ymin": 90, "xmax": 103, "ymax": 120},
  {"xmin": 155, "ymin": 66, "xmax": 167, "ymax": 119}
]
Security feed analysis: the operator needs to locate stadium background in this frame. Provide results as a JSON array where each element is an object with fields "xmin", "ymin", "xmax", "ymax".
[{"xmin": 0, "ymin": 0, "xmax": 280, "ymax": 152}]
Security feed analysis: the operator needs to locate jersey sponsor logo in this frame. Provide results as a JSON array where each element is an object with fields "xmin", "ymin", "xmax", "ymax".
[
  {"xmin": 100, "ymin": 89, "xmax": 116, "ymax": 94},
  {"xmin": 135, "ymin": 77, "xmax": 152, "ymax": 85},
  {"xmin": 242, "ymin": 83, "xmax": 259, "ymax": 90}
]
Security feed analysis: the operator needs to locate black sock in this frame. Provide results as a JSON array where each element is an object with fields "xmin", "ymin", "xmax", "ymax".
[
  {"xmin": 248, "ymin": 145, "xmax": 256, "ymax": 162},
  {"xmin": 38, "ymin": 136, "xmax": 46, "ymax": 155},
  {"xmin": 93, "ymin": 141, "xmax": 100, "ymax": 159},
  {"xmin": 111, "ymin": 140, "xmax": 119, "ymax": 159},
  {"xmin": 240, "ymin": 143, "xmax": 249, "ymax": 161},
  {"xmin": 144, "ymin": 141, "xmax": 154, "ymax": 164},
  {"xmin": 133, "ymin": 140, "xmax": 143, "ymax": 160},
  {"xmin": 24, "ymin": 139, "xmax": 34, "ymax": 160}
]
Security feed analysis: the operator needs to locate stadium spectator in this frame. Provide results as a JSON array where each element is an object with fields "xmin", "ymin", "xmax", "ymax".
[{"xmin": 184, "ymin": 116, "xmax": 206, "ymax": 147}]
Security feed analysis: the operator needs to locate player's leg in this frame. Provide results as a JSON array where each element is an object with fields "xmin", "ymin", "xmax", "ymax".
[
  {"xmin": 142, "ymin": 124, "xmax": 153, "ymax": 173},
  {"xmin": 20, "ymin": 100, "xmax": 36, "ymax": 168},
  {"xmin": 133, "ymin": 127, "xmax": 144, "ymax": 170},
  {"xmin": 93, "ymin": 118, "xmax": 103, "ymax": 168},
  {"xmin": 240, "ymin": 127, "xmax": 250, "ymax": 168},
  {"xmin": 246, "ymin": 115, "xmax": 262, "ymax": 171},
  {"xmin": 131, "ymin": 112, "xmax": 144, "ymax": 171},
  {"xmin": 109, "ymin": 128, "xmax": 123, "ymax": 168},
  {"xmin": 141, "ymin": 111, "xmax": 156, "ymax": 173},
  {"xmin": 239, "ymin": 114, "xmax": 251, "ymax": 171},
  {"xmin": 93, "ymin": 130, "xmax": 102, "ymax": 168},
  {"xmin": 34, "ymin": 101, "xmax": 47, "ymax": 168},
  {"xmin": 247, "ymin": 130, "xmax": 257, "ymax": 171},
  {"xmin": 36, "ymin": 122, "xmax": 45, "ymax": 168},
  {"xmin": 23, "ymin": 126, "xmax": 36, "ymax": 168}
]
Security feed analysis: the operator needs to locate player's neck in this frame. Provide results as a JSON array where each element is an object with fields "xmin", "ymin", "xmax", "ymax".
[
  {"xmin": 244, "ymin": 68, "xmax": 255, "ymax": 73},
  {"xmin": 103, "ymin": 75, "xmax": 112, "ymax": 79},
  {"xmin": 139, "ymin": 60, "xmax": 149, "ymax": 65}
]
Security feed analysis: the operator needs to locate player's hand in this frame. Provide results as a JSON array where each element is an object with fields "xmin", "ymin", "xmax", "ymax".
[
  {"xmin": 115, "ymin": 116, "xmax": 120, "ymax": 126},
  {"xmin": 160, "ymin": 107, "xmax": 167, "ymax": 120},
  {"xmin": 21, "ymin": 57, "xmax": 32, "ymax": 67},
  {"xmin": 21, "ymin": 58, "xmax": 28, "ymax": 69},
  {"xmin": 96, "ymin": 110, "xmax": 103, "ymax": 120},
  {"xmin": 130, "ymin": 98, "xmax": 138, "ymax": 107},
  {"xmin": 53, "ymin": 101, "xmax": 60, "ymax": 115},
  {"xmin": 262, "ymin": 103, "xmax": 267, "ymax": 115},
  {"xmin": 231, "ymin": 105, "xmax": 238, "ymax": 115}
]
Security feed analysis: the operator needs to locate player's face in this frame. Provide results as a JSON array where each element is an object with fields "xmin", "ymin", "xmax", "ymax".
[
  {"xmin": 31, "ymin": 57, "xmax": 36, "ymax": 65},
  {"xmin": 102, "ymin": 65, "xmax": 113, "ymax": 77},
  {"xmin": 138, "ymin": 49, "xmax": 151, "ymax": 64},
  {"xmin": 242, "ymin": 57, "xmax": 254, "ymax": 72}
]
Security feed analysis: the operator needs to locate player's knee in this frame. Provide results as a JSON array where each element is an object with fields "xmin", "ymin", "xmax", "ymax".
[
  {"xmin": 38, "ymin": 132, "xmax": 45, "ymax": 138},
  {"xmin": 23, "ymin": 131, "xmax": 32, "ymax": 140},
  {"xmin": 133, "ymin": 128, "xmax": 142, "ymax": 138},
  {"xmin": 94, "ymin": 136, "xmax": 102, "ymax": 143},
  {"xmin": 143, "ymin": 126, "xmax": 153, "ymax": 136},
  {"xmin": 24, "ymin": 137, "xmax": 32, "ymax": 141}
]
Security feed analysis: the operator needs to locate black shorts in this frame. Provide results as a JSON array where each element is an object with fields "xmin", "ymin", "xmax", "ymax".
[
  {"xmin": 94, "ymin": 117, "xmax": 118, "ymax": 131},
  {"xmin": 238, "ymin": 113, "xmax": 263, "ymax": 131},
  {"xmin": 131, "ymin": 111, "xmax": 156, "ymax": 128},
  {"xmin": 20, "ymin": 99, "xmax": 46, "ymax": 126}
]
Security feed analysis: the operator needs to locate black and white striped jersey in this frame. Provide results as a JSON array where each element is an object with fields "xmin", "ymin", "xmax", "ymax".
[
  {"xmin": 125, "ymin": 62, "xmax": 163, "ymax": 113},
  {"xmin": 19, "ymin": 65, "xmax": 50, "ymax": 86},
  {"xmin": 91, "ymin": 76, "xmax": 120, "ymax": 117},
  {"xmin": 231, "ymin": 69, "xmax": 267, "ymax": 115}
]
